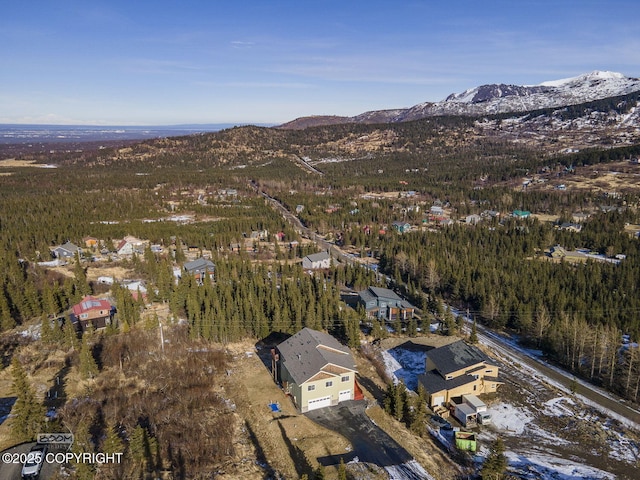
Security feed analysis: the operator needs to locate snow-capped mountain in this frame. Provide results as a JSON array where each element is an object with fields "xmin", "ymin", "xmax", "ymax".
[
  {"xmin": 403, "ymin": 70, "xmax": 640, "ymax": 119},
  {"xmin": 279, "ymin": 71, "xmax": 640, "ymax": 129}
]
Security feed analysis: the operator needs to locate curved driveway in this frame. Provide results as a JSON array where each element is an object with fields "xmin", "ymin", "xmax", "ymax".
[{"xmin": 306, "ymin": 400, "xmax": 431, "ymax": 480}]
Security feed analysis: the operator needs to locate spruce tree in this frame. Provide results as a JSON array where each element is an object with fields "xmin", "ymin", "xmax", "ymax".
[
  {"xmin": 63, "ymin": 319, "xmax": 79, "ymax": 350},
  {"xmin": 73, "ymin": 251, "xmax": 91, "ymax": 298},
  {"xmin": 337, "ymin": 457, "xmax": 347, "ymax": 480},
  {"xmin": 0, "ymin": 291, "xmax": 16, "ymax": 332},
  {"xmin": 41, "ymin": 314, "xmax": 53, "ymax": 345},
  {"xmin": 410, "ymin": 384, "xmax": 428, "ymax": 436},
  {"xmin": 9, "ymin": 357, "xmax": 45, "ymax": 442},
  {"xmin": 481, "ymin": 437, "xmax": 507, "ymax": 479},
  {"xmin": 470, "ymin": 318, "xmax": 479, "ymax": 344},
  {"xmin": 102, "ymin": 422, "xmax": 125, "ymax": 458},
  {"xmin": 79, "ymin": 334, "xmax": 99, "ymax": 379}
]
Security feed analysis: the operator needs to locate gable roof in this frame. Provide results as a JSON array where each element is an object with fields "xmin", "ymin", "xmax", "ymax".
[
  {"xmin": 57, "ymin": 241, "xmax": 81, "ymax": 254},
  {"xmin": 72, "ymin": 296, "xmax": 112, "ymax": 315},
  {"xmin": 427, "ymin": 340, "xmax": 494, "ymax": 376},
  {"xmin": 418, "ymin": 369, "xmax": 475, "ymax": 394},
  {"xmin": 359, "ymin": 286, "xmax": 415, "ymax": 309},
  {"xmin": 278, "ymin": 328, "xmax": 356, "ymax": 385},
  {"xmin": 116, "ymin": 239, "xmax": 132, "ymax": 251},
  {"xmin": 304, "ymin": 251, "xmax": 331, "ymax": 263},
  {"xmin": 183, "ymin": 257, "xmax": 215, "ymax": 272}
]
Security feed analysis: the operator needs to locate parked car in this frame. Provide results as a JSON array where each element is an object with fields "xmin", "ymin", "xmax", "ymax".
[
  {"xmin": 430, "ymin": 415, "xmax": 453, "ymax": 430},
  {"xmin": 21, "ymin": 444, "xmax": 47, "ymax": 479}
]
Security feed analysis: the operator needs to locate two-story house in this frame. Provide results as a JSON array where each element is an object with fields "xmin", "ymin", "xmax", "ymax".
[
  {"xmin": 183, "ymin": 258, "xmax": 215, "ymax": 285},
  {"xmin": 71, "ymin": 296, "xmax": 114, "ymax": 331},
  {"xmin": 417, "ymin": 340, "xmax": 501, "ymax": 408},
  {"xmin": 357, "ymin": 286, "xmax": 415, "ymax": 321},
  {"xmin": 275, "ymin": 328, "xmax": 362, "ymax": 412}
]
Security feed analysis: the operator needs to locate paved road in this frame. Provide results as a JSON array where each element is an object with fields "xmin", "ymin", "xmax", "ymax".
[
  {"xmin": 477, "ymin": 324, "xmax": 640, "ymax": 429},
  {"xmin": 251, "ymin": 183, "xmax": 357, "ymax": 266},
  {"xmin": 260, "ymin": 180, "xmax": 640, "ymax": 430},
  {"xmin": 0, "ymin": 442, "xmax": 61, "ymax": 480}
]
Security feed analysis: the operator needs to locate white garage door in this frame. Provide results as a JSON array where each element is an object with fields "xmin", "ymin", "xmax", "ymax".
[
  {"xmin": 431, "ymin": 395, "xmax": 445, "ymax": 406},
  {"xmin": 307, "ymin": 396, "xmax": 331, "ymax": 411},
  {"xmin": 339, "ymin": 390, "xmax": 352, "ymax": 402}
]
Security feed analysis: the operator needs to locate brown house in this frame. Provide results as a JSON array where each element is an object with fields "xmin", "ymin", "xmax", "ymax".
[
  {"xmin": 417, "ymin": 340, "xmax": 502, "ymax": 408},
  {"xmin": 71, "ymin": 296, "xmax": 114, "ymax": 331}
]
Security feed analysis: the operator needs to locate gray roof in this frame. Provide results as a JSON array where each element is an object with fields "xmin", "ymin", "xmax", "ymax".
[
  {"xmin": 57, "ymin": 241, "xmax": 80, "ymax": 253},
  {"xmin": 358, "ymin": 288, "xmax": 377, "ymax": 304},
  {"xmin": 278, "ymin": 328, "xmax": 356, "ymax": 385},
  {"xmin": 358, "ymin": 286, "xmax": 415, "ymax": 309},
  {"xmin": 427, "ymin": 340, "xmax": 494, "ymax": 376},
  {"xmin": 418, "ymin": 370, "xmax": 475, "ymax": 395},
  {"xmin": 183, "ymin": 257, "xmax": 215, "ymax": 272},
  {"xmin": 304, "ymin": 251, "xmax": 331, "ymax": 263}
]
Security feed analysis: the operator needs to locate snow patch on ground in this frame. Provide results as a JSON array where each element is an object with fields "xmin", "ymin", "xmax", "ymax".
[
  {"xmin": 506, "ymin": 450, "xmax": 616, "ymax": 480},
  {"xmin": 488, "ymin": 402, "xmax": 534, "ymax": 435},
  {"xmin": 544, "ymin": 397, "xmax": 576, "ymax": 417},
  {"xmin": 383, "ymin": 340, "xmax": 640, "ymax": 477},
  {"xmin": 381, "ymin": 349, "xmax": 403, "ymax": 385},
  {"xmin": 385, "ymin": 460, "xmax": 435, "ymax": 480},
  {"xmin": 383, "ymin": 347, "xmax": 427, "ymax": 390}
]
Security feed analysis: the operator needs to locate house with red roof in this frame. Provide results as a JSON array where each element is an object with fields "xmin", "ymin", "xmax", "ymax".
[{"xmin": 71, "ymin": 296, "xmax": 114, "ymax": 331}]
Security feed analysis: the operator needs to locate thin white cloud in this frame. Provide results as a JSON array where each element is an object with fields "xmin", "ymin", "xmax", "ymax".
[{"xmin": 231, "ymin": 41, "xmax": 256, "ymax": 49}]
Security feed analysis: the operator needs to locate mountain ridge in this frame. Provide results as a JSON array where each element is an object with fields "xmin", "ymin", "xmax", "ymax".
[{"xmin": 279, "ymin": 71, "xmax": 640, "ymax": 129}]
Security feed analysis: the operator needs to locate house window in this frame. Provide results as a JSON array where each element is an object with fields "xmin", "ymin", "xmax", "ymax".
[
  {"xmin": 485, "ymin": 369, "xmax": 493, "ymax": 374},
  {"xmin": 80, "ymin": 313, "xmax": 88, "ymax": 319},
  {"xmin": 325, "ymin": 381, "xmax": 333, "ymax": 387},
  {"xmin": 473, "ymin": 385, "xmax": 477, "ymax": 391},
  {"xmin": 491, "ymin": 384, "xmax": 496, "ymax": 389},
  {"xmin": 341, "ymin": 375, "xmax": 350, "ymax": 382},
  {"xmin": 307, "ymin": 385, "xmax": 315, "ymax": 391},
  {"xmin": 446, "ymin": 375, "xmax": 453, "ymax": 380}
]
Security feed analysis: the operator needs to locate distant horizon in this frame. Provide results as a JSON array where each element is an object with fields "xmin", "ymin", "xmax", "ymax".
[
  {"xmin": 0, "ymin": 122, "xmax": 273, "ymax": 128},
  {"xmin": 2, "ymin": 1, "xmax": 640, "ymax": 125}
]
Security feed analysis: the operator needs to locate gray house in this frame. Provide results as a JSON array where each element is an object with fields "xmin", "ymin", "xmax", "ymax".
[
  {"xmin": 52, "ymin": 241, "xmax": 82, "ymax": 259},
  {"xmin": 357, "ymin": 286, "xmax": 415, "ymax": 321},
  {"xmin": 183, "ymin": 258, "xmax": 215, "ymax": 284},
  {"xmin": 302, "ymin": 251, "xmax": 332, "ymax": 270},
  {"xmin": 275, "ymin": 328, "xmax": 360, "ymax": 412}
]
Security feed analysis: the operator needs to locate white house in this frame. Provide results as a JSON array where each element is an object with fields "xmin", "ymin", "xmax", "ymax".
[{"xmin": 302, "ymin": 251, "xmax": 332, "ymax": 270}]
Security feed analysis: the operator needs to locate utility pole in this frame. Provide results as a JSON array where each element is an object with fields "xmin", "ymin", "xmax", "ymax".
[{"xmin": 159, "ymin": 318, "xmax": 165, "ymax": 355}]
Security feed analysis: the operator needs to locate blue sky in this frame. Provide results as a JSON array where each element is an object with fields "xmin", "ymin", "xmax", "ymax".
[{"xmin": 1, "ymin": 1, "xmax": 639, "ymax": 125}]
